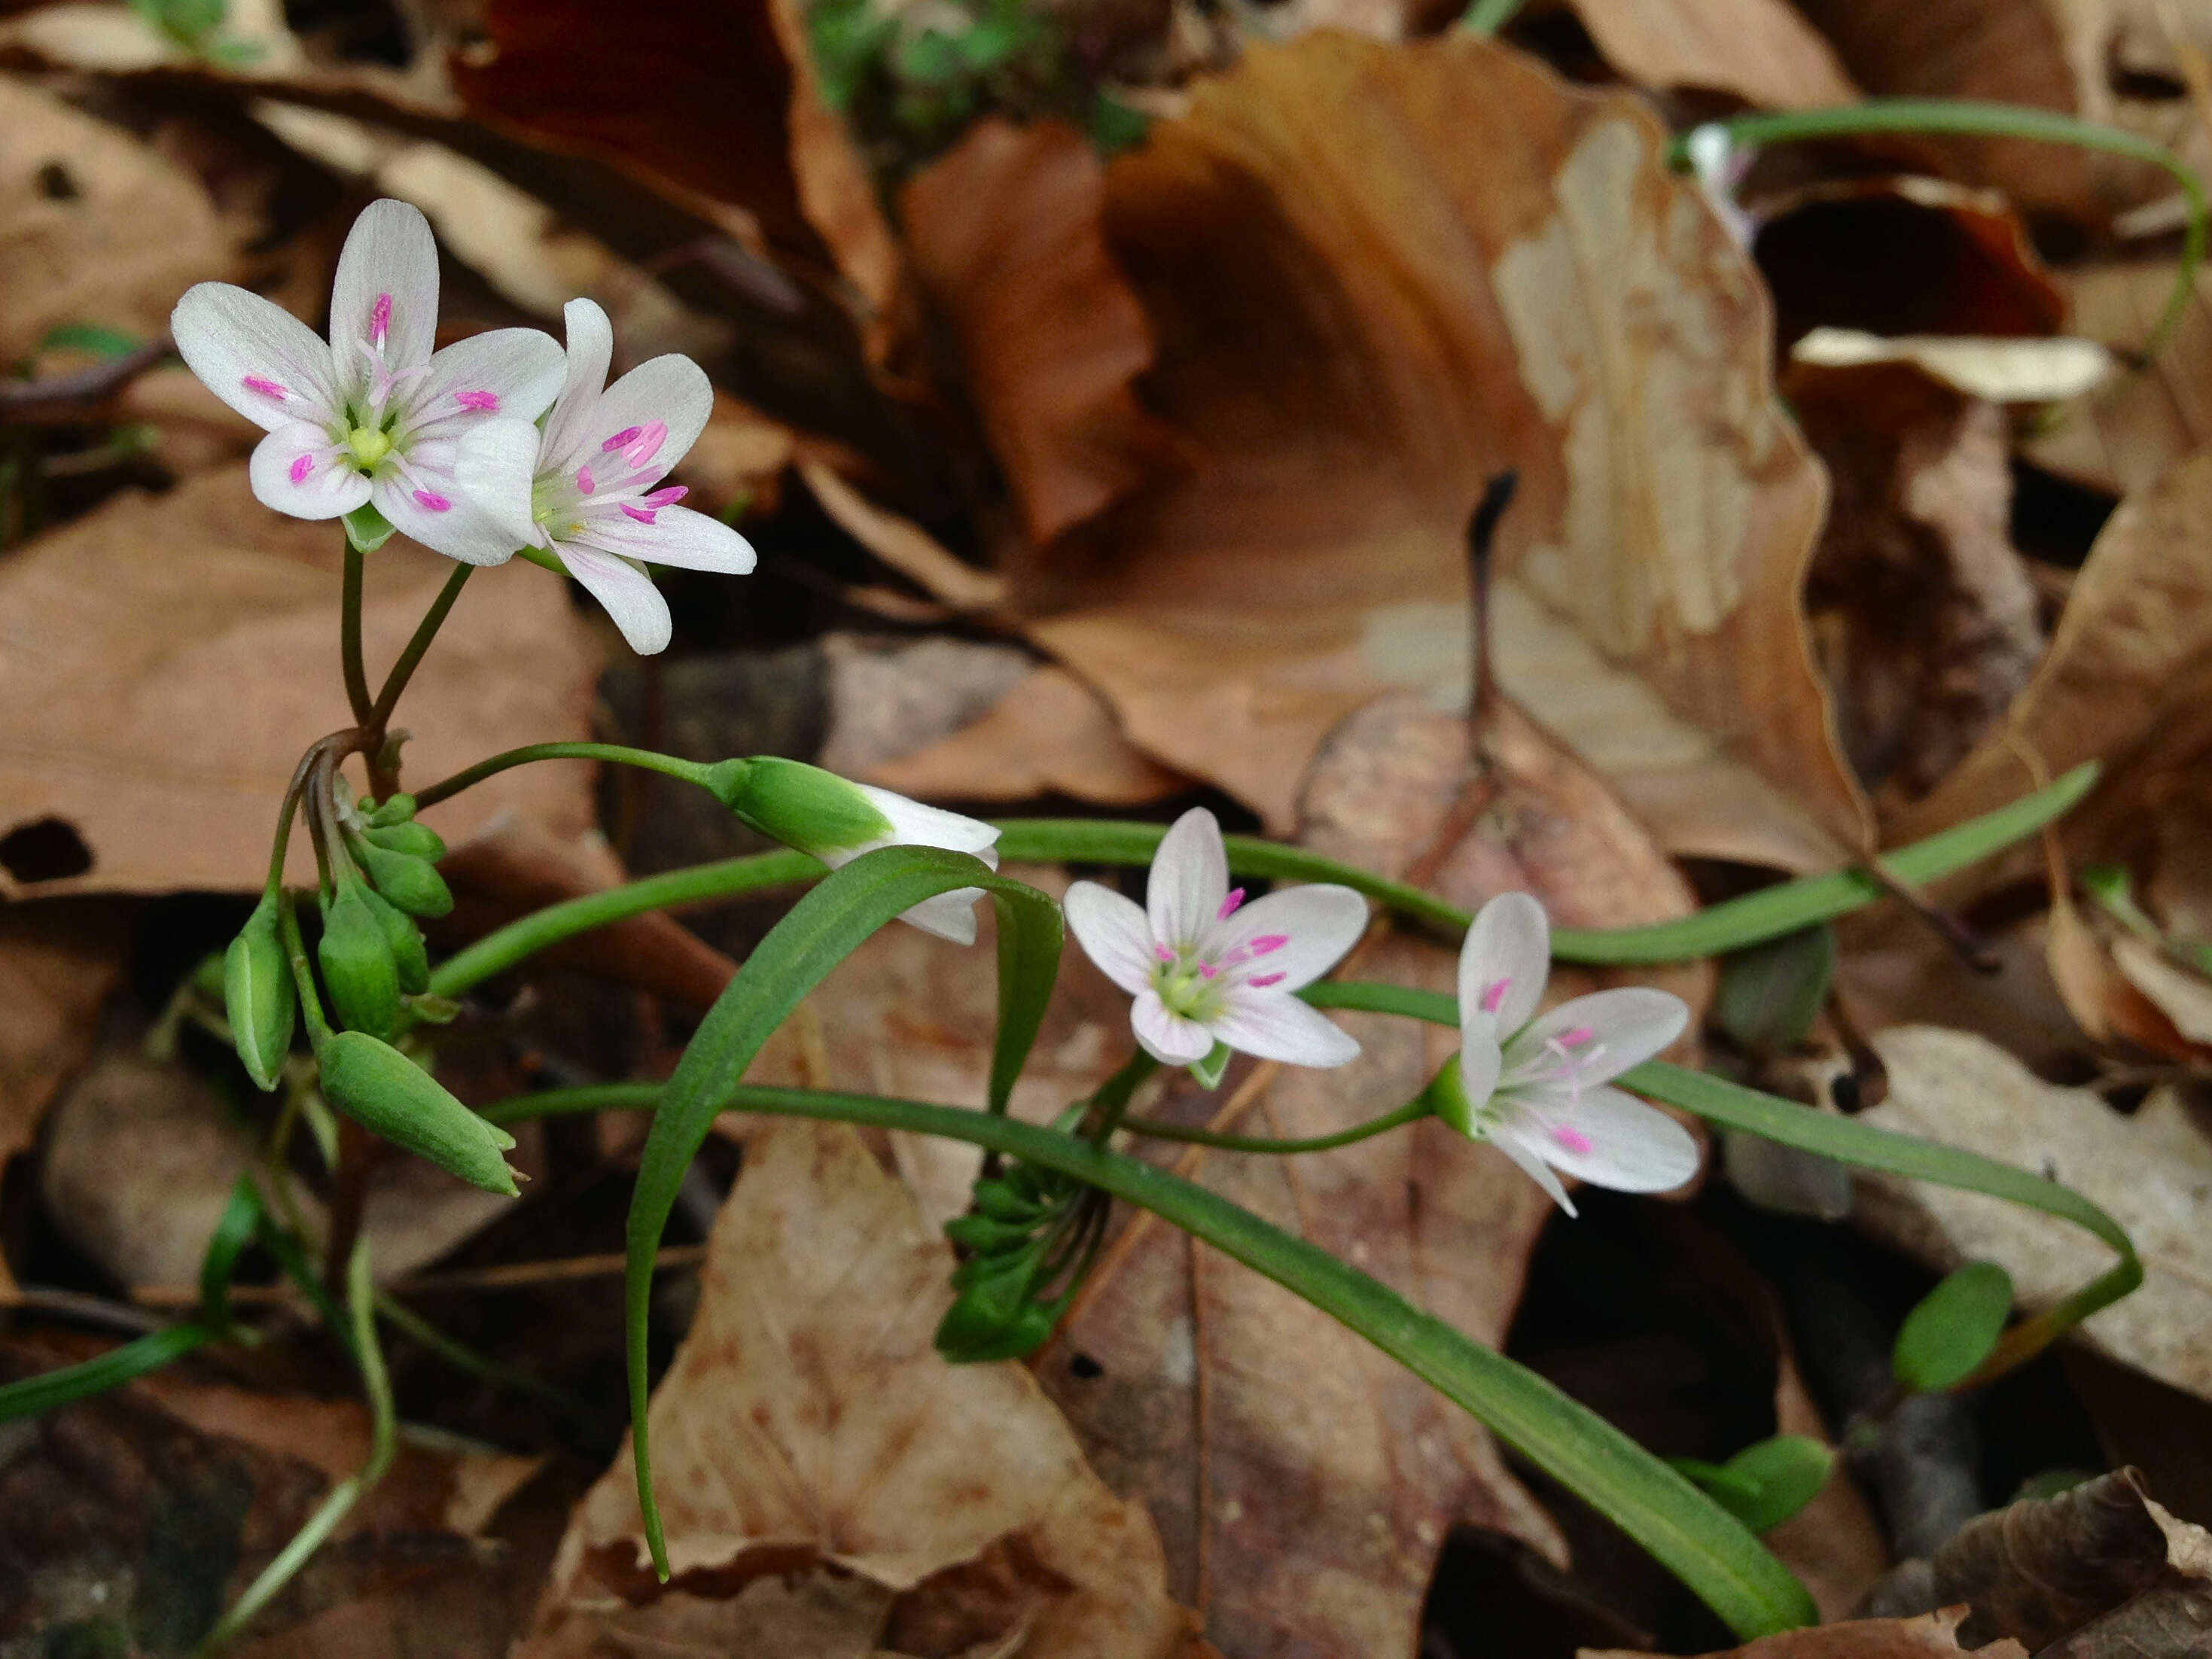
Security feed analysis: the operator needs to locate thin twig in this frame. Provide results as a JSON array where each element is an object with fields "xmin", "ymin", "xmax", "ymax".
[{"xmin": 0, "ymin": 341, "xmax": 169, "ymax": 418}]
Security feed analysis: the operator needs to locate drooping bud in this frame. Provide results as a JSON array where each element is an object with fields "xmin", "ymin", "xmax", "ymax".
[
  {"xmin": 362, "ymin": 792, "xmax": 419, "ymax": 829},
  {"xmin": 352, "ymin": 839, "xmax": 453, "ymax": 918},
  {"xmin": 704, "ymin": 756, "xmax": 894, "ymax": 856},
  {"xmin": 224, "ymin": 898, "xmax": 297, "ymax": 1091},
  {"xmin": 318, "ymin": 887, "xmax": 400, "ymax": 1039},
  {"xmin": 315, "ymin": 1031, "xmax": 519, "ymax": 1196},
  {"xmin": 363, "ymin": 819, "xmax": 445, "ymax": 860},
  {"xmin": 360, "ymin": 884, "xmax": 430, "ymax": 994}
]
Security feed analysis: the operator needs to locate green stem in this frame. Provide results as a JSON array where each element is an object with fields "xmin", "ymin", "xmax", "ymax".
[
  {"xmin": 367, "ymin": 562, "xmax": 472, "ymax": 735},
  {"xmin": 420, "ymin": 764, "xmax": 2095, "ymax": 1006},
  {"xmin": 340, "ymin": 543, "xmax": 373, "ymax": 726},
  {"xmin": 410, "ymin": 740, "xmax": 711, "ymax": 814},
  {"xmin": 195, "ymin": 1239, "xmax": 394, "ymax": 1656},
  {"xmin": 1078, "ymin": 1048, "xmax": 1160, "ymax": 1142},
  {"xmin": 1120, "ymin": 1094, "xmax": 1430, "ymax": 1153},
  {"xmin": 1456, "ymin": 0, "xmax": 1525, "ymax": 30},
  {"xmin": 274, "ymin": 889, "xmax": 336, "ymax": 1052},
  {"xmin": 1679, "ymin": 102, "xmax": 2206, "ymax": 352}
]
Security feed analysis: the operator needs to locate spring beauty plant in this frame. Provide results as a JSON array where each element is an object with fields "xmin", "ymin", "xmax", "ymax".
[{"xmin": 2, "ymin": 196, "xmax": 2150, "ymax": 1650}]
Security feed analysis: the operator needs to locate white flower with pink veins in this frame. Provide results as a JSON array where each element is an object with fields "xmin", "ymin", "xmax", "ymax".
[
  {"xmin": 171, "ymin": 198, "xmax": 562, "ymax": 563},
  {"xmin": 1446, "ymin": 892, "xmax": 1701, "ymax": 1213},
  {"xmin": 456, "ymin": 298, "xmax": 757, "ymax": 656},
  {"xmin": 1064, "ymin": 807, "xmax": 1368, "ymax": 1070}
]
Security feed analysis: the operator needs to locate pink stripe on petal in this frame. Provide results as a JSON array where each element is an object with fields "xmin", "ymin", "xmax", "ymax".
[
  {"xmin": 1551, "ymin": 1126, "xmax": 1594, "ymax": 1155},
  {"xmin": 1247, "ymin": 971, "xmax": 1286, "ymax": 988},
  {"xmin": 621, "ymin": 504, "xmax": 658, "ymax": 524},
  {"xmin": 242, "ymin": 376, "xmax": 288, "ymax": 401},
  {"xmin": 288, "ymin": 453, "xmax": 313, "ymax": 485},
  {"xmin": 576, "ymin": 464, "xmax": 596, "ymax": 495},
  {"xmin": 1248, "ymin": 935, "xmax": 1288, "ymax": 955},
  {"xmin": 370, "ymin": 293, "xmax": 392, "ymax": 345},
  {"xmin": 602, "ymin": 426, "xmax": 643, "ymax": 452},
  {"xmin": 641, "ymin": 485, "xmax": 688, "ymax": 508},
  {"xmin": 1479, "ymin": 977, "xmax": 1512, "ymax": 1014},
  {"xmin": 1217, "ymin": 887, "xmax": 1246, "ymax": 921},
  {"xmin": 413, "ymin": 489, "xmax": 452, "ymax": 512},
  {"xmin": 454, "ymin": 390, "xmax": 501, "ymax": 412}
]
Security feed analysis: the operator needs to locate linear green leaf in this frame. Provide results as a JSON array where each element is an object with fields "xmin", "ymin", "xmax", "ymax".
[
  {"xmin": 0, "ymin": 1323, "xmax": 215, "ymax": 1422},
  {"xmin": 989, "ymin": 888, "xmax": 1063, "ymax": 1115},
  {"xmin": 625, "ymin": 845, "xmax": 1065, "ymax": 1578}
]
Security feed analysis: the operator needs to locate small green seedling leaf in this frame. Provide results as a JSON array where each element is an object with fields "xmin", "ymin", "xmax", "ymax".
[
  {"xmin": 1714, "ymin": 925, "xmax": 1836, "ymax": 1054},
  {"xmin": 1673, "ymin": 1436, "xmax": 1833, "ymax": 1534},
  {"xmin": 1894, "ymin": 1261, "xmax": 2013, "ymax": 1393}
]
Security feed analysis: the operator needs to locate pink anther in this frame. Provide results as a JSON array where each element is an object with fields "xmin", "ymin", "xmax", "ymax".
[
  {"xmin": 1249, "ymin": 935, "xmax": 1288, "ymax": 956},
  {"xmin": 1217, "ymin": 887, "xmax": 1245, "ymax": 921},
  {"xmin": 288, "ymin": 452, "xmax": 313, "ymax": 485},
  {"xmin": 620, "ymin": 422, "xmax": 667, "ymax": 467},
  {"xmin": 641, "ymin": 486, "xmax": 688, "ymax": 508},
  {"xmin": 577, "ymin": 464, "xmax": 596, "ymax": 495},
  {"xmin": 454, "ymin": 390, "xmax": 500, "ymax": 412},
  {"xmin": 1248, "ymin": 971, "xmax": 1286, "ymax": 988},
  {"xmin": 1558, "ymin": 1025, "xmax": 1596, "ymax": 1049},
  {"xmin": 1551, "ymin": 1125, "xmax": 1593, "ymax": 1155},
  {"xmin": 621, "ymin": 504, "xmax": 658, "ymax": 524},
  {"xmin": 1479, "ymin": 978, "xmax": 1512, "ymax": 1015},
  {"xmin": 369, "ymin": 293, "xmax": 392, "ymax": 346},
  {"xmin": 1153, "ymin": 943, "xmax": 1175, "ymax": 963},
  {"xmin": 413, "ymin": 489, "xmax": 452, "ymax": 512},
  {"xmin": 1199, "ymin": 963, "xmax": 1217, "ymax": 979},
  {"xmin": 602, "ymin": 426, "xmax": 643, "ymax": 452},
  {"xmin": 242, "ymin": 376, "xmax": 288, "ymax": 402}
]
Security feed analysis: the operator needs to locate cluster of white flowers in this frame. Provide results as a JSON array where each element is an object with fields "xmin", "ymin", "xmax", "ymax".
[{"xmin": 172, "ymin": 199, "xmax": 754, "ymax": 656}]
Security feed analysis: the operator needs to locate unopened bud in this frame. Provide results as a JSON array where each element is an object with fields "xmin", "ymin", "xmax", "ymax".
[
  {"xmin": 353, "ymin": 840, "xmax": 453, "ymax": 918},
  {"xmin": 362, "ymin": 793, "xmax": 418, "ymax": 829},
  {"xmin": 318, "ymin": 888, "xmax": 400, "ymax": 1039},
  {"xmin": 705, "ymin": 757, "xmax": 893, "ymax": 854},
  {"xmin": 363, "ymin": 819, "xmax": 445, "ymax": 860},
  {"xmin": 360, "ymin": 885, "xmax": 429, "ymax": 994},
  {"xmin": 315, "ymin": 1031, "xmax": 519, "ymax": 1196},
  {"xmin": 224, "ymin": 899, "xmax": 296, "ymax": 1091}
]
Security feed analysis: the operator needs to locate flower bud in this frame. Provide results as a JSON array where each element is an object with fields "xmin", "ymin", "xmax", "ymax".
[
  {"xmin": 353, "ymin": 840, "xmax": 453, "ymax": 918},
  {"xmin": 224, "ymin": 899, "xmax": 296, "ymax": 1091},
  {"xmin": 360, "ymin": 885, "xmax": 429, "ymax": 994},
  {"xmin": 316, "ymin": 1031, "xmax": 519, "ymax": 1196},
  {"xmin": 318, "ymin": 888, "xmax": 400, "ymax": 1039},
  {"xmin": 363, "ymin": 819, "xmax": 446, "ymax": 860},
  {"xmin": 362, "ymin": 793, "xmax": 418, "ymax": 828},
  {"xmin": 705, "ymin": 757, "xmax": 894, "ymax": 854}
]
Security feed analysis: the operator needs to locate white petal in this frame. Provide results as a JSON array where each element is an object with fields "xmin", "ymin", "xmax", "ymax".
[
  {"xmin": 371, "ymin": 462, "xmax": 516, "ymax": 566},
  {"xmin": 1208, "ymin": 991, "xmax": 1360, "ymax": 1068},
  {"xmin": 541, "ymin": 297, "xmax": 616, "ymax": 464},
  {"xmin": 330, "ymin": 198, "xmax": 438, "ymax": 368},
  {"xmin": 556, "ymin": 542, "xmax": 671, "ymax": 654},
  {"xmin": 1457, "ymin": 1027, "xmax": 1503, "ymax": 1113},
  {"xmin": 1147, "ymin": 807, "xmax": 1228, "ymax": 951},
  {"xmin": 1209, "ymin": 883, "xmax": 1367, "ymax": 991},
  {"xmin": 853, "ymin": 786, "xmax": 1000, "ymax": 861},
  {"xmin": 583, "ymin": 353, "xmax": 714, "ymax": 473},
  {"xmin": 454, "ymin": 418, "xmax": 547, "ymax": 550},
  {"xmin": 1458, "ymin": 892, "xmax": 1549, "ymax": 1036},
  {"xmin": 1065, "ymin": 881, "xmax": 1157, "ymax": 996},
  {"xmin": 1515, "ymin": 1084, "xmax": 1701, "ymax": 1195},
  {"xmin": 397, "ymin": 327, "xmax": 566, "ymax": 440},
  {"xmin": 248, "ymin": 425, "xmax": 370, "ymax": 519},
  {"xmin": 1131, "ymin": 990, "xmax": 1214, "ymax": 1064},
  {"xmin": 1488, "ymin": 1125, "xmax": 1579, "ymax": 1216},
  {"xmin": 172, "ymin": 283, "xmax": 340, "ymax": 432},
  {"xmin": 1505, "ymin": 987, "xmax": 1689, "ymax": 1086},
  {"xmin": 899, "ymin": 887, "xmax": 984, "ymax": 945},
  {"xmin": 568, "ymin": 504, "xmax": 757, "ymax": 574}
]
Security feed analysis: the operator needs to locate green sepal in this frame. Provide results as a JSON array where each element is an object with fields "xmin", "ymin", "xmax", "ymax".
[
  {"xmin": 364, "ymin": 820, "xmax": 446, "ymax": 860},
  {"xmin": 943, "ymin": 1213, "xmax": 1040, "ymax": 1252},
  {"xmin": 315, "ymin": 1030, "xmax": 519, "ymax": 1196},
  {"xmin": 224, "ymin": 899, "xmax": 297, "ymax": 1091},
  {"xmin": 936, "ymin": 1295, "xmax": 1060, "ymax": 1365},
  {"xmin": 353, "ymin": 839, "xmax": 453, "ymax": 918},
  {"xmin": 318, "ymin": 888, "xmax": 400, "ymax": 1040},
  {"xmin": 1188, "ymin": 1040, "xmax": 1232, "ymax": 1091},
  {"xmin": 406, "ymin": 993, "xmax": 463, "ymax": 1025},
  {"xmin": 362, "ymin": 793, "xmax": 418, "ymax": 829},
  {"xmin": 359, "ymin": 885, "xmax": 429, "ymax": 994},
  {"xmin": 342, "ymin": 502, "xmax": 396, "ymax": 553},
  {"xmin": 707, "ymin": 756, "xmax": 896, "ymax": 854},
  {"xmin": 972, "ymin": 1180, "xmax": 1042, "ymax": 1222},
  {"xmin": 1426, "ymin": 1052, "xmax": 1475, "ymax": 1137}
]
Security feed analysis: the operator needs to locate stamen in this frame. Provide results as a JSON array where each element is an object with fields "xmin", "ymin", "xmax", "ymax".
[
  {"xmin": 242, "ymin": 376, "xmax": 288, "ymax": 402},
  {"xmin": 287, "ymin": 452, "xmax": 313, "ymax": 485},
  {"xmin": 1249, "ymin": 935, "xmax": 1288, "ymax": 956},
  {"xmin": 1479, "ymin": 977, "xmax": 1512, "ymax": 1015},
  {"xmin": 1153, "ymin": 944, "xmax": 1175, "ymax": 963},
  {"xmin": 1551, "ymin": 1125, "xmax": 1593, "ymax": 1155},
  {"xmin": 1199, "ymin": 963, "xmax": 1217, "ymax": 979},
  {"xmin": 1217, "ymin": 887, "xmax": 1246, "ymax": 921},
  {"xmin": 454, "ymin": 390, "xmax": 501, "ymax": 412},
  {"xmin": 622, "ymin": 422, "xmax": 668, "ymax": 467},
  {"xmin": 1248, "ymin": 971, "xmax": 1286, "ymax": 988},
  {"xmin": 640, "ymin": 485, "xmax": 688, "ymax": 508},
  {"xmin": 413, "ymin": 489, "xmax": 452, "ymax": 512},
  {"xmin": 602, "ymin": 426, "xmax": 643, "ymax": 452},
  {"xmin": 621, "ymin": 505, "xmax": 658, "ymax": 524},
  {"xmin": 1558, "ymin": 1025, "xmax": 1596, "ymax": 1049},
  {"xmin": 370, "ymin": 293, "xmax": 392, "ymax": 346},
  {"xmin": 577, "ymin": 464, "xmax": 596, "ymax": 495}
]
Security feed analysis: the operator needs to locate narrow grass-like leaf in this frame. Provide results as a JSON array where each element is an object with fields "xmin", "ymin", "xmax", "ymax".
[
  {"xmin": 625, "ymin": 845, "xmax": 1063, "ymax": 1578},
  {"xmin": 0, "ymin": 1323, "xmax": 215, "ymax": 1422},
  {"xmin": 989, "ymin": 888, "xmax": 1063, "ymax": 1115}
]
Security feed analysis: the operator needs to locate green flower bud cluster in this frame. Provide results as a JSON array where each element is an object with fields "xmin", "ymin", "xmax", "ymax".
[
  {"xmin": 935, "ymin": 1160, "xmax": 1107, "ymax": 1363},
  {"xmin": 316, "ymin": 793, "xmax": 450, "ymax": 1043}
]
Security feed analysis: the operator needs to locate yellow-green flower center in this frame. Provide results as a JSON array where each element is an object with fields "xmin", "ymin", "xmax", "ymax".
[{"xmin": 346, "ymin": 425, "xmax": 393, "ymax": 469}]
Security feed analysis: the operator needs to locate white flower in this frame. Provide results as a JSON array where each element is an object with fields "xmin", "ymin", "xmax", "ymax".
[
  {"xmin": 455, "ymin": 298, "xmax": 756, "ymax": 655},
  {"xmin": 172, "ymin": 199, "xmax": 563, "ymax": 563},
  {"xmin": 1685, "ymin": 122, "xmax": 1757, "ymax": 248},
  {"xmin": 1447, "ymin": 892, "xmax": 1699, "ymax": 1214},
  {"xmin": 1064, "ymin": 808, "xmax": 1366, "ymax": 1070},
  {"xmin": 828, "ymin": 784, "xmax": 1003, "ymax": 945}
]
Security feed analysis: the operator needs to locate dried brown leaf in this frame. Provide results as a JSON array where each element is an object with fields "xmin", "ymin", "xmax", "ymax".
[
  {"xmin": 523, "ymin": 1119, "xmax": 1198, "ymax": 1659},
  {"xmin": 2025, "ymin": 262, "xmax": 2212, "ymax": 496},
  {"xmin": 1580, "ymin": 1605, "xmax": 2026, "ymax": 1659},
  {"xmin": 1010, "ymin": 35, "xmax": 1863, "ymax": 863},
  {"xmin": 0, "ymin": 467, "xmax": 602, "ymax": 896},
  {"xmin": 1563, "ymin": 0, "xmax": 1859, "ymax": 109}
]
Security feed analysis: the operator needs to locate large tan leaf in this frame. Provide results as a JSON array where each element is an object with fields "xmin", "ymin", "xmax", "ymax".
[
  {"xmin": 1853, "ymin": 1025, "xmax": 2212, "ymax": 1402},
  {"xmin": 0, "ymin": 467, "xmax": 602, "ymax": 896},
  {"xmin": 1897, "ymin": 449, "xmax": 2212, "ymax": 839},
  {"xmin": 1564, "ymin": 0, "xmax": 1858, "ymax": 109},
  {"xmin": 522, "ymin": 1119, "xmax": 1199, "ymax": 1659},
  {"xmin": 1011, "ymin": 34, "xmax": 1863, "ymax": 864},
  {"xmin": 1032, "ymin": 691, "xmax": 1712, "ymax": 1655},
  {"xmin": 0, "ymin": 76, "xmax": 234, "ymax": 365},
  {"xmin": 2025, "ymin": 262, "xmax": 2212, "ymax": 497}
]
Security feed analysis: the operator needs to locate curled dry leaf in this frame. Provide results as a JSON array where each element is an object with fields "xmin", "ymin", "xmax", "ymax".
[
  {"xmin": 1561, "ymin": 0, "xmax": 1858, "ymax": 110},
  {"xmin": 1009, "ymin": 34, "xmax": 1863, "ymax": 865},
  {"xmin": 2025, "ymin": 262, "xmax": 2212, "ymax": 497},
  {"xmin": 522, "ymin": 1119, "xmax": 1199, "ymax": 1659},
  {"xmin": 1898, "ymin": 449, "xmax": 2212, "ymax": 841},
  {"xmin": 0, "ymin": 467, "xmax": 602, "ymax": 896},
  {"xmin": 1034, "ymin": 691, "xmax": 1711, "ymax": 1654},
  {"xmin": 1580, "ymin": 1604, "xmax": 2026, "ymax": 1659},
  {"xmin": 0, "ymin": 75, "xmax": 236, "ymax": 365},
  {"xmin": 901, "ymin": 118, "xmax": 1177, "ymax": 547},
  {"xmin": 1853, "ymin": 1025, "xmax": 2212, "ymax": 1402}
]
